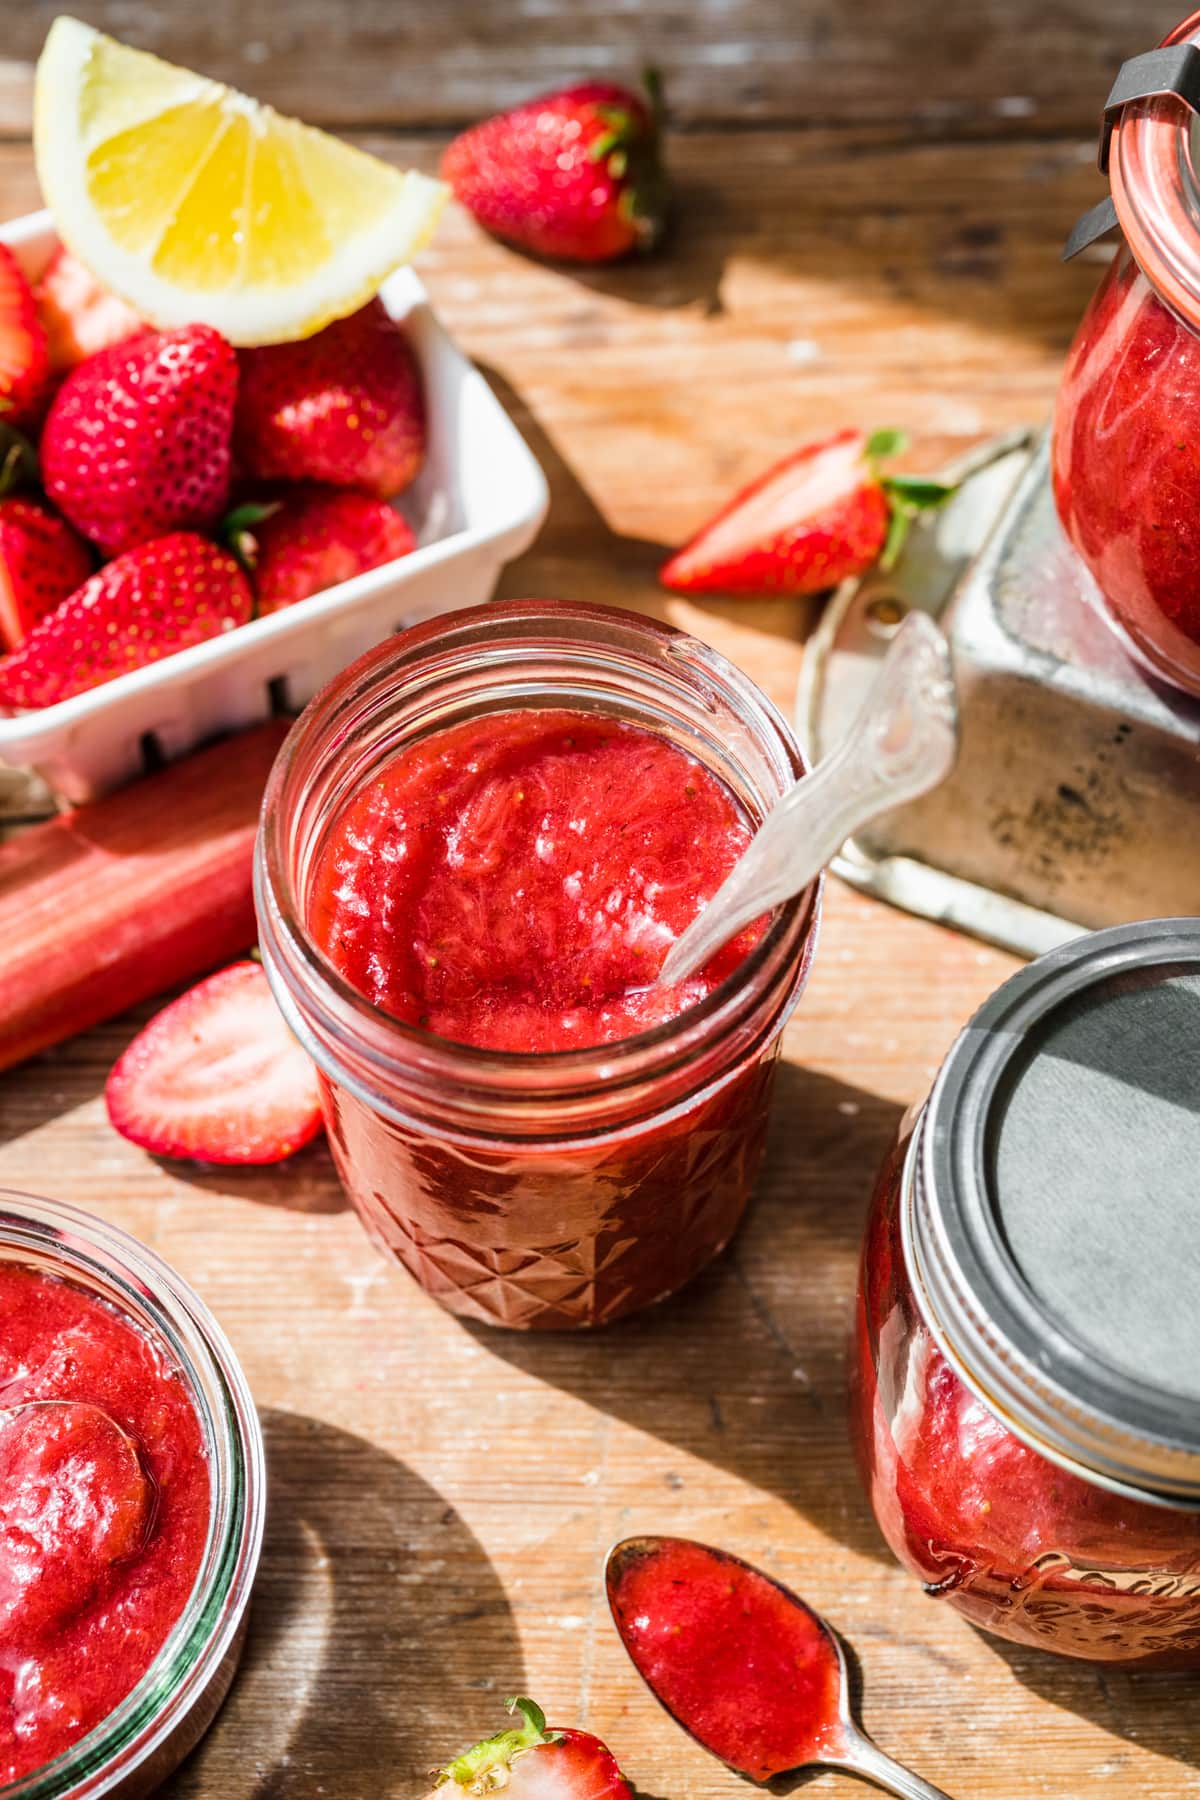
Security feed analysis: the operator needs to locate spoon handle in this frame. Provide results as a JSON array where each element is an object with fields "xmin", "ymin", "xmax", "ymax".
[
  {"xmin": 659, "ymin": 612, "xmax": 957, "ymax": 987},
  {"xmin": 833, "ymin": 1724, "xmax": 957, "ymax": 1800}
]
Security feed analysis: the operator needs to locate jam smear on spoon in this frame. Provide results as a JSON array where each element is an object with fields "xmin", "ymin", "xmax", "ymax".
[{"xmin": 606, "ymin": 1535, "xmax": 843, "ymax": 1779}]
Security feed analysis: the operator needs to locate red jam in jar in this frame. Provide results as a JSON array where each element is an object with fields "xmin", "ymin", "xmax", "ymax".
[
  {"xmin": 1, "ymin": 1263, "xmax": 210, "ymax": 1781},
  {"xmin": 307, "ymin": 709, "xmax": 760, "ymax": 1051},
  {"xmin": 257, "ymin": 600, "xmax": 820, "ymax": 1331},
  {"xmin": 1053, "ymin": 11, "xmax": 1200, "ymax": 694},
  {"xmin": 851, "ymin": 921, "xmax": 1200, "ymax": 1666}
]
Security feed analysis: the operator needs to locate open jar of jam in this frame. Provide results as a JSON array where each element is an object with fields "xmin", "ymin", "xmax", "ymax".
[
  {"xmin": 1053, "ymin": 10, "xmax": 1200, "ymax": 695},
  {"xmin": 256, "ymin": 598, "xmax": 819, "ymax": 1331},
  {"xmin": 851, "ymin": 920, "xmax": 1200, "ymax": 1666},
  {"xmin": 1, "ymin": 1189, "xmax": 264, "ymax": 1796}
]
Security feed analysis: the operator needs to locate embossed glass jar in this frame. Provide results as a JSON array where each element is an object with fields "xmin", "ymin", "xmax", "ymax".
[
  {"xmin": 256, "ymin": 599, "xmax": 820, "ymax": 1331},
  {"xmin": 851, "ymin": 921, "xmax": 1200, "ymax": 1666},
  {"xmin": 1053, "ymin": 9, "xmax": 1200, "ymax": 694},
  {"xmin": 0, "ymin": 1190, "xmax": 264, "ymax": 1797}
]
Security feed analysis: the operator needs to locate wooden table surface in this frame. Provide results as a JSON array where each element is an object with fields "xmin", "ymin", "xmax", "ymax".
[{"xmin": 3, "ymin": 2, "xmax": 1199, "ymax": 1795}]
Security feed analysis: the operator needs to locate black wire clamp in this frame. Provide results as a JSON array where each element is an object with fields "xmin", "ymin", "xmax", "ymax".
[{"xmin": 1064, "ymin": 44, "xmax": 1200, "ymax": 261}]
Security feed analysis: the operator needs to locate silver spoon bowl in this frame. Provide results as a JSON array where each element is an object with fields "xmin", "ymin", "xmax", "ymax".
[{"xmin": 606, "ymin": 1534, "xmax": 955, "ymax": 1799}]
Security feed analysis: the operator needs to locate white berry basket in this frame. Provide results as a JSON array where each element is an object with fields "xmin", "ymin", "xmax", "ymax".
[{"xmin": 0, "ymin": 211, "xmax": 550, "ymax": 804}]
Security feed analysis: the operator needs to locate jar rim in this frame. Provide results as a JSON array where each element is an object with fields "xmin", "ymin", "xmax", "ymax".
[
  {"xmin": 0, "ymin": 1190, "xmax": 265, "ymax": 1800},
  {"xmin": 905, "ymin": 920, "xmax": 1200, "ymax": 1505},
  {"xmin": 255, "ymin": 598, "xmax": 820, "ymax": 1133},
  {"xmin": 1110, "ymin": 10, "xmax": 1200, "ymax": 328}
]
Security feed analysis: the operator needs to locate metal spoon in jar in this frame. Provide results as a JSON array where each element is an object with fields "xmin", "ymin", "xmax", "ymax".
[
  {"xmin": 658, "ymin": 611, "xmax": 958, "ymax": 989},
  {"xmin": 606, "ymin": 1535, "xmax": 955, "ymax": 1800},
  {"xmin": 0, "ymin": 1399, "xmax": 150, "ymax": 1514}
]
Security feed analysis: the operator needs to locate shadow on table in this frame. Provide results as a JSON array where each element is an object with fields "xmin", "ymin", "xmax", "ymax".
[
  {"xmin": 167, "ymin": 1410, "xmax": 523, "ymax": 1799},
  {"xmin": 466, "ymin": 1062, "xmax": 903, "ymax": 1565},
  {"xmin": 560, "ymin": 174, "xmax": 733, "ymax": 317},
  {"xmin": 480, "ymin": 131, "xmax": 1102, "ymax": 351},
  {"xmin": 0, "ymin": 1039, "xmax": 108, "ymax": 1149},
  {"xmin": 166, "ymin": 1139, "xmax": 349, "ymax": 1215},
  {"xmin": 982, "ymin": 1631, "xmax": 1200, "ymax": 1776},
  {"xmin": 479, "ymin": 361, "xmax": 672, "ymax": 587},
  {"xmin": 480, "ymin": 362, "xmax": 824, "ymax": 655}
]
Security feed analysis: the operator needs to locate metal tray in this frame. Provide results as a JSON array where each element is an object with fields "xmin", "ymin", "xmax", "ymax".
[{"xmin": 797, "ymin": 431, "xmax": 1200, "ymax": 958}]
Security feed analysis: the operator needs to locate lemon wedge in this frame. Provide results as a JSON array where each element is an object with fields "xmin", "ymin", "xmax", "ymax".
[{"xmin": 34, "ymin": 16, "xmax": 447, "ymax": 344}]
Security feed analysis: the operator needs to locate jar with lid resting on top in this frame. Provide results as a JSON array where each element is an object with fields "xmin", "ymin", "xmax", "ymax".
[
  {"xmin": 850, "ymin": 920, "xmax": 1200, "ymax": 1666},
  {"xmin": 1054, "ymin": 9, "xmax": 1200, "ymax": 695},
  {"xmin": 256, "ymin": 598, "xmax": 820, "ymax": 1332},
  {"xmin": 0, "ymin": 1189, "xmax": 264, "ymax": 1797}
]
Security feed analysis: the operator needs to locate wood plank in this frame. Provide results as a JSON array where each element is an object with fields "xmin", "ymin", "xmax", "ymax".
[
  {"xmin": 3, "ymin": 105, "xmax": 1200, "ymax": 1800},
  {"xmin": 0, "ymin": 0, "xmax": 1185, "ymax": 135}
]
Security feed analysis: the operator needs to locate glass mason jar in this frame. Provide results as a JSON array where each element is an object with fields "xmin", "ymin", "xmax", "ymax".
[
  {"xmin": 850, "ymin": 920, "xmax": 1200, "ymax": 1666},
  {"xmin": 256, "ymin": 598, "xmax": 820, "ymax": 1332},
  {"xmin": 1053, "ymin": 9, "xmax": 1200, "ymax": 694},
  {"xmin": 1, "ymin": 1190, "xmax": 264, "ymax": 1799}
]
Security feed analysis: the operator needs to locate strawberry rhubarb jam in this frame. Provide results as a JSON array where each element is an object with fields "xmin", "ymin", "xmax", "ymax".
[
  {"xmin": 257, "ymin": 600, "xmax": 820, "ymax": 1330},
  {"xmin": 308, "ymin": 709, "xmax": 759, "ymax": 1052},
  {"xmin": 607, "ymin": 1538, "xmax": 842, "ymax": 1778},
  {"xmin": 851, "ymin": 922, "xmax": 1200, "ymax": 1665},
  {"xmin": 0, "ymin": 1263, "xmax": 210, "ymax": 1781},
  {"xmin": 1052, "ymin": 11, "xmax": 1200, "ymax": 695}
]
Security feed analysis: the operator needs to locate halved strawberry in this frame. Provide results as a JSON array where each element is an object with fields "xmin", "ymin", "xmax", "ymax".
[
  {"xmin": 0, "ymin": 532, "xmax": 252, "ymax": 710},
  {"xmin": 105, "ymin": 961, "xmax": 323, "ymax": 1165},
  {"xmin": 659, "ymin": 428, "xmax": 955, "ymax": 598},
  {"xmin": 228, "ymin": 486, "xmax": 415, "ymax": 615},
  {"xmin": 431, "ymin": 1698, "xmax": 632, "ymax": 1799},
  {"xmin": 34, "ymin": 246, "xmax": 146, "ymax": 374},
  {"xmin": 0, "ymin": 244, "xmax": 50, "ymax": 432},
  {"xmin": 0, "ymin": 498, "xmax": 93, "ymax": 652}
]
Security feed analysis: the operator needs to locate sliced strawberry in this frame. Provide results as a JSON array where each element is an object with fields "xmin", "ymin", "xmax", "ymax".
[
  {"xmin": 432, "ymin": 1698, "xmax": 632, "ymax": 1799},
  {"xmin": 0, "ymin": 245, "xmax": 50, "ymax": 432},
  {"xmin": 660, "ymin": 428, "xmax": 955, "ymax": 599},
  {"xmin": 105, "ymin": 961, "xmax": 323, "ymax": 1165},
  {"xmin": 34, "ymin": 246, "xmax": 146, "ymax": 374},
  {"xmin": 234, "ymin": 302, "xmax": 425, "ymax": 500},
  {"xmin": 0, "ymin": 532, "xmax": 252, "ymax": 710},
  {"xmin": 0, "ymin": 498, "xmax": 93, "ymax": 652},
  {"xmin": 41, "ymin": 324, "xmax": 237, "ymax": 557},
  {"xmin": 230, "ymin": 486, "xmax": 415, "ymax": 615}
]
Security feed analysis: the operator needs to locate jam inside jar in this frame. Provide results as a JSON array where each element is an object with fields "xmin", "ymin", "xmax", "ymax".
[
  {"xmin": 1053, "ymin": 9, "xmax": 1200, "ymax": 695},
  {"xmin": 256, "ymin": 599, "xmax": 820, "ymax": 1331},
  {"xmin": 850, "ymin": 921, "xmax": 1200, "ymax": 1666},
  {"xmin": 0, "ymin": 1191, "xmax": 264, "ymax": 1797}
]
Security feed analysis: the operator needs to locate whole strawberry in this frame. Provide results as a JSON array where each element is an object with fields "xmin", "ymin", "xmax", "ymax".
[
  {"xmin": 40, "ymin": 325, "xmax": 237, "ymax": 557},
  {"xmin": 442, "ymin": 76, "xmax": 666, "ymax": 263},
  {"xmin": 0, "ymin": 244, "xmax": 50, "ymax": 431},
  {"xmin": 34, "ymin": 246, "xmax": 146, "ymax": 374},
  {"xmin": 233, "ymin": 486, "xmax": 415, "ymax": 614},
  {"xmin": 0, "ymin": 498, "xmax": 93, "ymax": 652},
  {"xmin": 234, "ymin": 302, "xmax": 424, "ymax": 500},
  {"xmin": 429, "ymin": 1697, "xmax": 632, "ymax": 1799},
  {"xmin": 0, "ymin": 532, "xmax": 252, "ymax": 709}
]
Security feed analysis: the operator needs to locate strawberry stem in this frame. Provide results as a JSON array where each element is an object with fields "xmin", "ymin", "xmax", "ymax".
[
  {"xmin": 219, "ymin": 500, "xmax": 281, "ymax": 573},
  {"xmin": 438, "ymin": 1697, "xmax": 561, "ymax": 1793},
  {"xmin": 865, "ymin": 427, "xmax": 908, "ymax": 462},
  {"xmin": 879, "ymin": 474, "xmax": 957, "ymax": 572},
  {"xmin": 863, "ymin": 430, "xmax": 958, "ymax": 573},
  {"xmin": 0, "ymin": 424, "xmax": 39, "ymax": 499}
]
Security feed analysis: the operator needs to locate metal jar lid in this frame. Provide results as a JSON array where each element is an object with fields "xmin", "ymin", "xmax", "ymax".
[{"xmin": 907, "ymin": 917, "xmax": 1200, "ymax": 1503}]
